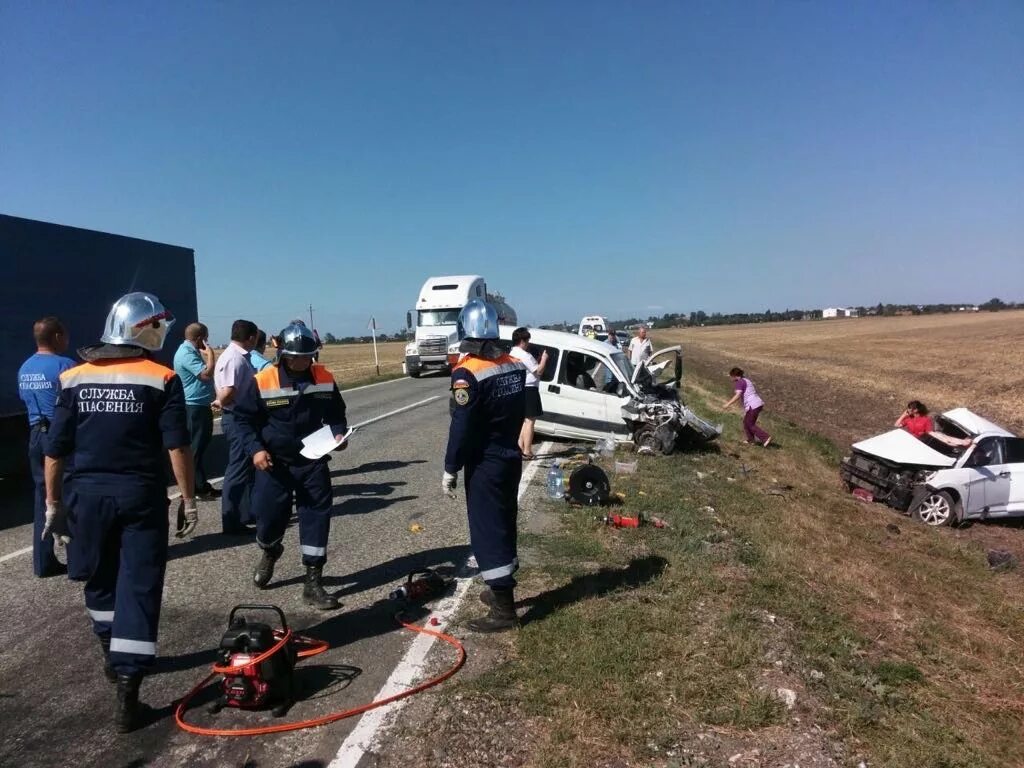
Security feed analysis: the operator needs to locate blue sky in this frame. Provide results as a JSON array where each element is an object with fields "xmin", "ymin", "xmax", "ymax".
[{"xmin": 2, "ymin": 2, "xmax": 1022, "ymax": 340}]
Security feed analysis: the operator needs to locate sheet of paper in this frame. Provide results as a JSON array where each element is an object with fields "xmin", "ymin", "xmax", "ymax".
[{"xmin": 299, "ymin": 425, "xmax": 355, "ymax": 460}]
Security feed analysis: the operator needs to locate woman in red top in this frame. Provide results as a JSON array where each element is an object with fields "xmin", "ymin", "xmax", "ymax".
[{"xmin": 895, "ymin": 400, "xmax": 934, "ymax": 438}]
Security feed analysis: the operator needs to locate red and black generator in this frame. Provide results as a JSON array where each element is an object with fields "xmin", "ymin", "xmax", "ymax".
[{"xmin": 215, "ymin": 605, "xmax": 297, "ymax": 718}]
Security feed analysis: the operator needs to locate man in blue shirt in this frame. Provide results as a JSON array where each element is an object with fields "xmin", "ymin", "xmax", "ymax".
[
  {"xmin": 173, "ymin": 323, "xmax": 219, "ymax": 499},
  {"xmin": 249, "ymin": 330, "xmax": 273, "ymax": 372},
  {"xmin": 17, "ymin": 316, "xmax": 77, "ymax": 577}
]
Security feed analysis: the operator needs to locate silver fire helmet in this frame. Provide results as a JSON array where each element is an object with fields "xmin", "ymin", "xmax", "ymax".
[
  {"xmin": 100, "ymin": 292, "xmax": 175, "ymax": 351},
  {"xmin": 457, "ymin": 299, "xmax": 499, "ymax": 340},
  {"xmin": 278, "ymin": 322, "xmax": 319, "ymax": 356}
]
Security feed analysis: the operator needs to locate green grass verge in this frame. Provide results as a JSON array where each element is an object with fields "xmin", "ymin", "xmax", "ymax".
[{"xmin": 456, "ymin": 372, "xmax": 1023, "ymax": 767}]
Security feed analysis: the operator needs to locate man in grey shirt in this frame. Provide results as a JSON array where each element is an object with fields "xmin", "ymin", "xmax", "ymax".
[{"xmin": 214, "ymin": 319, "xmax": 258, "ymax": 534}]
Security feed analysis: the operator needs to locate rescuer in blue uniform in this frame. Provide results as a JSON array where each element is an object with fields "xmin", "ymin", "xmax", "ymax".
[
  {"xmin": 43, "ymin": 292, "xmax": 197, "ymax": 733},
  {"xmin": 234, "ymin": 322, "xmax": 348, "ymax": 610},
  {"xmin": 17, "ymin": 316, "xmax": 76, "ymax": 577},
  {"xmin": 443, "ymin": 299, "xmax": 527, "ymax": 632}
]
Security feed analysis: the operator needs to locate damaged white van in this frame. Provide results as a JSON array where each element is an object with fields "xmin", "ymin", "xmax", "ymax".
[
  {"xmin": 840, "ymin": 408, "xmax": 1024, "ymax": 526},
  {"xmin": 449, "ymin": 327, "xmax": 721, "ymax": 452}
]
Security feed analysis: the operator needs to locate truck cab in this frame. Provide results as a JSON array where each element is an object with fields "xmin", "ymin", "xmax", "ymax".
[{"xmin": 404, "ymin": 276, "xmax": 487, "ymax": 378}]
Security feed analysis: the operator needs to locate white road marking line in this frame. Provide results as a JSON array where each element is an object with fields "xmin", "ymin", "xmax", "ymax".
[
  {"xmin": 342, "ymin": 376, "xmax": 415, "ymax": 394},
  {"xmin": 349, "ymin": 395, "xmax": 444, "ymax": 430},
  {"xmin": 212, "ymin": 376, "xmax": 413, "ymax": 424},
  {"xmin": 0, "ymin": 394, "xmax": 446, "ymax": 561},
  {"xmin": 0, "ymin": 546, "xmax": 32, "ymax": 564},
  {"xmin": 327, "ymin": 440, "xmax": 553, "ymax": 768}
]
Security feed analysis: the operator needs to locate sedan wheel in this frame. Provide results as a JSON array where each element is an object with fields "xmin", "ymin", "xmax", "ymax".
[{"xmin": 914, "ymin": 491, "xmax": 955, "ymax": 527}]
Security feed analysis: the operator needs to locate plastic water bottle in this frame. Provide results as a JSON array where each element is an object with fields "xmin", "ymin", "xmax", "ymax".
[
  {"xmin": 547, "ymin": 461, "xmax": 565, "ymax": 500},
  {"xmin": 598, "ymin": 433, "xmax": 616, "ymax": 459}
]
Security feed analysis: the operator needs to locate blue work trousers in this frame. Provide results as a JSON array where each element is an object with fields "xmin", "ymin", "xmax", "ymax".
[
  {"xmin": 221, "ymin": 412, "xmax": 253, "ymax": 529},
  {"xmin": 465, "ymin": 456, "xmax": 523, "ymax": 589},
  {"xmin": 29, "ymin": 425, "xmax": 65, "ymax": 577},
  {"xmin": 67, "ymin": 487, "xmax": 169, "ymax": 677},
  {"xmin": 253, "ymin": 460, "xmax": 333, "ymax": 566}
]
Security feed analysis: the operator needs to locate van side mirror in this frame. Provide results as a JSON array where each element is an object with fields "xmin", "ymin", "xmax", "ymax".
[{"xmin": 406, "ymin": 311, "xmax": 412, "ymax": 329}]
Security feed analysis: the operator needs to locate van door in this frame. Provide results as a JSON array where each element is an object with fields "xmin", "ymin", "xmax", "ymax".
[
  {"xmin": 527, "ymin": 343, "xmax": 560, "ymax": 439},
  {"xmin": 541, "ymin": 350, "xmax": 626, "ymax": 441}
]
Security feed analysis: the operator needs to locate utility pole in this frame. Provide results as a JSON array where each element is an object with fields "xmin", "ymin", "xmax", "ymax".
[{"xmin": 308, "ymin": 304, "xmax": 314, "ymax": 329}]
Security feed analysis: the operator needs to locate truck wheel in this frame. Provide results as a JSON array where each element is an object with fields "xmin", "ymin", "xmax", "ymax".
[{"xmin": 912, "ymin": 490, "xmax": 958, "ymax": 527}]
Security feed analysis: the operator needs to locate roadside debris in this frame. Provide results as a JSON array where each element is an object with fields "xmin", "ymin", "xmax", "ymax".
[
  {"xmin": 987, "ymin": 549, "xmax": 1018, "ymax": 571},
  {"xmin": 567, "ymin": 464, "xmax": 611, "ymax": 506},
  {"xmin": 408, "ymin": 523, "xmax": 423, "ymax": 533},
  {"xmin": 774, "ymin": 687, "xmax": 798, "ymax": 710},
  {"xmin": 885, "ymin": 523, "xmax": 901, "ymax": 535},
  {"xmin": 595, "ymin": 513, "xmax": 669, "ymax": 529}
]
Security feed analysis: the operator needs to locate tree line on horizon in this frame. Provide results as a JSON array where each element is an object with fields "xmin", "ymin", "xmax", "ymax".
[{"xmin": 312, "ymin": 297, "xmax": 1018, "ymax": 342}]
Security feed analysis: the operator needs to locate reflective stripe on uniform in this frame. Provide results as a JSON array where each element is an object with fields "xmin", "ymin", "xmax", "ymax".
[
  {"xmin": 301, "ymin": 544, "xmax": 326, "ymax": 557},
  {"xmin": 87, "ymin": 608, "xmax": 115, "ymax": 622},
  {"xmin": 259, "ymin": 387, "xmax": 299, "ymax": 399},
  {"xmin": 110, "ymin": 638, "xmax": 157, "ymax": 656},
  {"xmin": 255, "ymin": 363, "xmax": 337, "ymax": 397},
  {"xmin": 480, "ymin": 558, "xmax": 519, "ymax": 581},
  {"xmin": 472, "ymin": 362, "xmax": 526, "ymax": 382},
  {"xmin": 301, "ymin": 383, "xmax": 334, "ymax": 395},
  {"xmin": 61, "ymin": 370, "xmax": 169, "ymax": 391},
  {"xmin": 454, "ymin": 356, "xmax": 527, "ymax": 384}
]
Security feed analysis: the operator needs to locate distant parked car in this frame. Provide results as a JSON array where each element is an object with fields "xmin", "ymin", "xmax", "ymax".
[
  {"xmin": 615, "ymin": 330, "xmax": 631, "ymax": 348},
  {"xmin": 840, "ymin": 408, "xmax": 1024, "ymax": 526}
]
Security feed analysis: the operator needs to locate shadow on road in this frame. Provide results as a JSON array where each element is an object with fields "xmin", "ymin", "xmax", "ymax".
[
  {"xmin": 331, "ymin": 480, "xmax": 407, "ymax": 498},
  {"xmin": 264, "ymin": 545, "xmax": 470, "ymax": 597},
  {"xmin": 519, "ymin": 554, "xmax": 668, "ymax": 625},
  {"xmin": 166, "ymin": 530, "xmax": 254, "ymax": 562},
  {"xmin": 330, "ymin": 459, "xmax": 428, "ymax": 478}
]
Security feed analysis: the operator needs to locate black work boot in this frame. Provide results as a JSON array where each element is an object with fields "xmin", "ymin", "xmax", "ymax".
[
  {"xmin": 467, "ymin": 588, "xmax": 518, "ymax": 632},
  {"xmin": 479, "ymin": 587, "xmax": 496, "ymax": 608},
  {"xmin": 114, "ymin": 674, "xmax": 150, "ymax": 733},
  {"xmin": 302, "ymin": 565, "xmax": 341, "ymax": 610},
  {"xmin": 253, "ymin": 543, "xmax": 284, "ymax": 589},
  {"xmin": 99, "ymin": 637, "xmax": 116, "ymax": 683}
]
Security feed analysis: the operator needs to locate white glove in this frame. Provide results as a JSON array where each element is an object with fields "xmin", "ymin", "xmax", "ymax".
[
  {"xmin": 175, "ymin": 497, "xmax": 199, "ymax": 539},
  {"xmin": 42, "ymin": 500, "xmax": 71, "ymax": 546},
  {"xmin": 442, "ymin": 471, "xmax": 458, "ymax": 496}
]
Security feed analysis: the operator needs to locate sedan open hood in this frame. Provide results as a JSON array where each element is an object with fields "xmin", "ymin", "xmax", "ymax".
[{"xmin": 851, "ymin": 429, "xmax": 956, "ymax": 468}]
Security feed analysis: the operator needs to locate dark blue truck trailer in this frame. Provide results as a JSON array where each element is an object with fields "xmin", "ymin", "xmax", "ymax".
[{"xmin": 0, "ymin": 214, "xmax": 198, "ymax": 476}]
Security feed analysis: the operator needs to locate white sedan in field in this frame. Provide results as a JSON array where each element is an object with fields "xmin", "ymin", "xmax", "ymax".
[{"xmin": 841, "ymin": 408, "xmax": 1024, "ymax": 526}]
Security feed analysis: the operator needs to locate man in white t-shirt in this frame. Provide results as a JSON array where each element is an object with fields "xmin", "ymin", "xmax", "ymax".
[
  {"xmin": 628, "ymin": 325, "xmax": 653, "ymax": 367},
  {"xmin": 508, "ymin": 327, "xmax": 549, "ymax": 459}
]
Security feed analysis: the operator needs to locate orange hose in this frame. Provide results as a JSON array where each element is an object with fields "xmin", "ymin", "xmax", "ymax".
[{"xmin": 175, "ymin": 614, "xmax": 465, "ymax": 737}]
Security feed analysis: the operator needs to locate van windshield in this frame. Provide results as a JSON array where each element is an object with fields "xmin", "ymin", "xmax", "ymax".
[
  {"xmin": 611, "ymin": 352, "xmax": 633, "ymax": 383},
  {"xmin": 418, "ymin": 309, "xmax": 461, "ymax": 327}
]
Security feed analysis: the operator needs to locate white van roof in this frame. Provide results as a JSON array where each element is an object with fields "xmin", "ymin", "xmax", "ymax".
[{"xmin": 499, "ymin": 326, "xmax": 621, "ymax": 357}]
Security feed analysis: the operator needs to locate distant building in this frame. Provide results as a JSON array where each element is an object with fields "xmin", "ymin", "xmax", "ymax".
[{"xmin": 823, "ymin": 307, "xmax": 859, "ymax": 319}]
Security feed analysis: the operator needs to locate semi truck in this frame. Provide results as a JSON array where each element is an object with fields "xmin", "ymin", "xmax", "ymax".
[
  {"xmin": 0, "ymin": 214, "xmax": 198, "ymax": 476},
  {"xmin": 403, "ymin": 275, "xmax": 516, "ymax": 378}
]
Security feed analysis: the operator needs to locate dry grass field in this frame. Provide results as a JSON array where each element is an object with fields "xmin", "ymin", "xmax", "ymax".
[
  {"xmin": 315, "ymin": 340, "xmax": 408, "ymax": 387},
  {"xmin": 659, "ymin": 310, "xmax": 1024, "ymax": 446}
]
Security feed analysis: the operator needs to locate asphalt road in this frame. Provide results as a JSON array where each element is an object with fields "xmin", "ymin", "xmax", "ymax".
[{"xmin": 0, "ymin": 373, "xmax": 537, "ymax": 768}]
